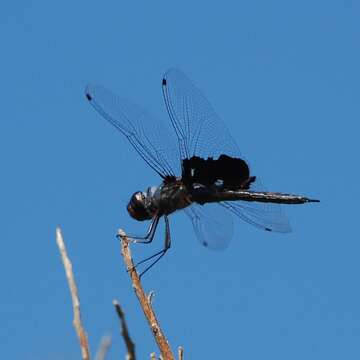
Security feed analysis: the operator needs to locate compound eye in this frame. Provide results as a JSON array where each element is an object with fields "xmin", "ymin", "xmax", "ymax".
[
  {"xmin": 134, "ymin": 192, "xmax": 145, "ymax": 203},
  {"xmin": 127, "ymin": 191, "xmax": 149, "ymax": 221}
]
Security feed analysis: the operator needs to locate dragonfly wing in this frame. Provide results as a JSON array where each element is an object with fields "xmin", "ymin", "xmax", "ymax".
[
  {"xmin": 85, "ymin": 84, "xmax": 180, "ymax": 178},
  {"xmin": 220, "ymin": 200, "xmax": 291, "ymax": 233},
  {"xmin": 163, "ymin": 69, "xmax": 292, "ymax": 233},
  {"xmin": 184, "ymin": 203, "xmax": 234, "ymax": 250},
  {"xmin": 162, "ymin": 68, "xmax": 242, "ymax": 161}
]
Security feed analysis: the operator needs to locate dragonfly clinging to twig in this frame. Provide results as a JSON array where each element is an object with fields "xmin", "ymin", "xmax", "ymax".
[{"xmin": 85, "ymin": 69, "xmax": 319, "ymax": 275}]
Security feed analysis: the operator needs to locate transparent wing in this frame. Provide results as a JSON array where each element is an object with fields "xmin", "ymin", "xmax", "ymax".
[
  {"xmin": 220, "ymin": 179, "xmax": 291, "ymax": 233},
  {"xmin": 220, "ymin": 202, "xmax": 291, "ymax": 233},
  {"xmin": 162, "ymin": 68, "xmax": 241, "ymax": 161},
  {"xmin": 163, "ymin": 68, "xmax": 291, "ymax": 233},
  {"xmin": 85, "ymin": 84, "xmax": 181, "ymax": 178},
  {"xmin": 184, "ymin": 203, "xmax": 234, "ymax": 250}
]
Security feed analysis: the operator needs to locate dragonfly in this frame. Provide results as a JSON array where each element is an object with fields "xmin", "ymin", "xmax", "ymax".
[{"xmin": 85, "ymin": 68, "xmax": 319, "ymax": 275}]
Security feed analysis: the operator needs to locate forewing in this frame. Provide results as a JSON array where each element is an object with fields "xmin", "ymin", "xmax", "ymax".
[
  {"xmin": 85, "ymin": 84, "xmax": 180, "ymax": 178},
  {"xmin": 184, "ymin": 203, "xmax": 234, "ymax": 250},
  {"xmin": 162, "ymin": 68, "xmax": 241, "ymax": 161}
]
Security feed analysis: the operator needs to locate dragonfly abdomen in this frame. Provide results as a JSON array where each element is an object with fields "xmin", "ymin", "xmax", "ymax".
[{"xmin": 191, "ymin": 187, "xmax": 320, "ymax": 205}]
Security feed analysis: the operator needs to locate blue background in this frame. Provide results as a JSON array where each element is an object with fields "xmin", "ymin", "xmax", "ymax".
[{"xmin": 1, "ymin": 1, "xmax": 359, "ymax": 359}]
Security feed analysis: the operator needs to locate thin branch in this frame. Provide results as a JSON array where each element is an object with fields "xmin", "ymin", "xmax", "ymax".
[
  {"xmin": 95, "ymin": 335, "xmax": 112, "ymax": 360},
  {"xmin": 177, "ymin": 347, "xmax": 183, "ymax": 360},
  {"xmin": 113, "ymin": 299, "xmax": 136, "ymax": 360},
  {"xmin": 118, "ymin": 229, "xmax": 175, "ymax": 360},
  {"xmin": 56, "ymin": 227, "xmax": 91, "ymax": 360}
]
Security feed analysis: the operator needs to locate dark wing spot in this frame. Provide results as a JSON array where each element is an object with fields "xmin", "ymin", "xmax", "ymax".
[
  {"xmin": 162, "ymin": 78, "xmax": 167, "ymax": 86},
  {"xmin": 182, "ymin": 154, "xmax": 251, "ymax": 189},
  {"xmin": 85, "ymin": 93, "xmax": 92, "ymax": 101},
  {"xmin": 265, "ymin": 228, "xmax": 272, "ymax": 232},
  {"xmin": 202, "ymin": 241, "xmax": 208, "ymax": 247}
]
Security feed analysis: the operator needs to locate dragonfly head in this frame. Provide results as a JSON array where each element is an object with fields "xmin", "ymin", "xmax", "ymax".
[{"xmin": 127, "ymin": 191, "xmax": 152, "ymax": 221}]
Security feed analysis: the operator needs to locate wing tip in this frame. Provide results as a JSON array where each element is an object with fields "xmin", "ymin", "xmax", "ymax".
[
  {"xmin": 84, "ymin": 84, "xmax": 94, "ymax": 101},
  {"xmin": 265, "ymin": 221, "xmax": 292, "ymax": 234},
  {"xmin": 163, "ymin": 67, "xmax": 184, "ymax": 83}
]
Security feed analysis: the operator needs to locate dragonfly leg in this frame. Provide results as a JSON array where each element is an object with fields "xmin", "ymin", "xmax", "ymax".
[
  {"xmin": 135, "ymin": 215, "xmax": 171, "ymax": 278},
  {"xmin": 117, "ymin": 216, "xmax": 160, "ymax": 244}
]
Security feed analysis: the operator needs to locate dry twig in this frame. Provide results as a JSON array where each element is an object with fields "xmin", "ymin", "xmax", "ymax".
[
  {"xmin": 95, "ymin": 335, "xmax": 112, "ymax": 360},
  {"xmin": 113, "ymin": 299, "xmax": 136, "ymax": 360},
  {"xmin": 118, "ymin": 229, "xmax": 175, "ymax": 360},
  {"xmin": 56, "ymin": 227, "xmax": 91, "ymax": 360},
  {"xmin": 177, "ymin": 347, "xmax": 184, "ymax": 360}
]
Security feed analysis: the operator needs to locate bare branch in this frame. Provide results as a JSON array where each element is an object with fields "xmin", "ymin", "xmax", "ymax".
[
  {"xmin": 177, "ymin": 347, "xmax": 183, "ymax": 360},
  {"xmin": 118, "ymin": 229, "xmax": 175, "ymax": 360},
  {"xmin": 95, "ymin": 335, "xmax": 112, "ymax": 360},
  {"xmin": 56, "ymin": 227, "xmax": 91, "ymax": 360},
  {"xmin": 113, "ymin": 299, "xmax": 136, "ymax": 360}
]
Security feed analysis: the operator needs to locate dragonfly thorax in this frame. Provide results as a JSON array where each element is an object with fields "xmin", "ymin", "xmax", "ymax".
[{"xmin": 127, "ymin": 180, "xmax": 193, "ymax": 221}]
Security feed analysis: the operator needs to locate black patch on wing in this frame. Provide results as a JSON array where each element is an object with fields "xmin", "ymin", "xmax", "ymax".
[{"xmin": 182, "ymin": 154, "xmax": 254, "ymax": 189}]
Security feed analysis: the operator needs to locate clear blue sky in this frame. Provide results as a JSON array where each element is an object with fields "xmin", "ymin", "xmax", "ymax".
[{"xmin": 1, "ymin": 1, "xmax": 359, "ymax": 359}]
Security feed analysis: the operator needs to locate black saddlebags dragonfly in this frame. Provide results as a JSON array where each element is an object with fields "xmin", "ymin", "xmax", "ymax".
[{"xmin": 85, "ymin": 69, "xmax": 319, "ymax": 275}]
